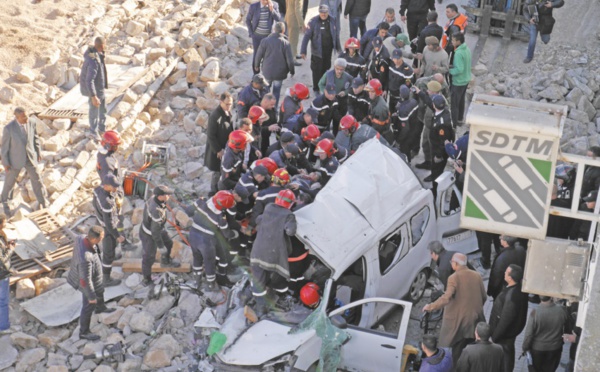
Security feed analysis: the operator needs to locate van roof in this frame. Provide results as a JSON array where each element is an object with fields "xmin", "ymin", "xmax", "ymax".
[{"xmin": 295, "ymin": 139, "xmax": 425, "ymax": 279}]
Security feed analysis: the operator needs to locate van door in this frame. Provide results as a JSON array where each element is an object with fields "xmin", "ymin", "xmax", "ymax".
[{"xmin": 436, "ymin": 172, "xmax": 478, "ymax": 254}]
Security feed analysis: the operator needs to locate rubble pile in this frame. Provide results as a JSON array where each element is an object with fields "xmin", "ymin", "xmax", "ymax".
[{"xmin": 472, "ymin": 44, "xmax": 600, "ymax": 154}]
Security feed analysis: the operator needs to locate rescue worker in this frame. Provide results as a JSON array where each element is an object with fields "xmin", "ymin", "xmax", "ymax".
[
  {"xmin": 67, "ymin": 226, "xmax": 115, "ymax": 341},
  {"xmin": 442, "ymin": 4, "xmax": 468, "ymax": 56},
  {"xmin": 413, "ymin": 79, "xmax": 448, "ymax": 170},
  {"xmin": 270, "ymin": 142, "xmax": 311, "ymax": 176},
  {"xmin": 250, "ymin": 189, "xmax": 297, "ymax": 313},
  {"xmin": 247, "ymin": 106, "xmax": 271, "ymax": 158},
  {"xmin": 380, "ymin": 7, "xmax": 404, "ymax": 37},
  {"xmin": 218, "ymin": 130, "xmax": 253, "ymax": 191},
  {"xmin": 317, "ymin": 59, "xmax": 353, "ymax": 135},
  {"xmin": 400, "ymin": 0, "xmax": 436, "ymax": 41},
  {"xmin": 279, "ymin": 83, "xmax": 310, "ymax": 125},
  {"xmin": 338, "ymin": 38, "xmax": 367, "ymax": 79},
  {"xmin": 314, "ymin": 139, "xmax": 339, "ymax": 185},
  {"xmin": 140, "ymin": 186, "xmax": 181, "ymax": 286},
  {"xmin": 429, "ymin": 95, "xmax": 455, "ymax": 193},
  {"xmin": 393, "ymin": 85, "xmax": 420, "ymax": 161},
  {"xmin": 300, "ymin": 124, "xmax": 321, "ymax": 163},
  {"xmin": 299, "ymin": 282, "xmax": 321, "ymax": 308},
  {"xmin": 185, "ymin": 191, "xmax": 237, "ymax": 292},
  {"xmin": 311, "ymin": 84, "xmax": 339, "ymax": 133},
  {"xmin": 388, "ymin": 49, "xmax": 415, "ymax": 113},
  {"xmin": 319, "ymin": 131, "xmax": 349, "ymax": 163},
  {"xmin": 93, "ymin": 173, "xmax": 125, "ymax": 287},
  {"xmin": 347, "ymin": 77, "xmax": 370, "ymax": 122},
  {"xmin": 367, "ymin": 37, "xmax": 390, "ymax": 93},
  {"xmin": 236, "ymin": 74, "xmax": 269, "ymax": 120},
  {"xmin": 365, "ymin": 79, "xmax": 393, "ymax": 143},
  {"xmin": 250, "ymin": 168, "xmax": 290, "ymax": 229},
  {"xmin": 335, "ymin": 114, "xmax": 385, "ymax": 155},
  {"xmin": 97, "ymin": 130, "xmax": 122, "ymax": 184}
]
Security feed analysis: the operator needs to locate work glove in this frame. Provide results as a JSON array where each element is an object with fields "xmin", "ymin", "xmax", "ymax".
[{"xmin": 433, "ymin": 156, "xmax": 444, "ymax": 163}]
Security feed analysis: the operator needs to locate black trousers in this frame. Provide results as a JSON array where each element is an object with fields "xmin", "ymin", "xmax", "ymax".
[
  {"xmin": 531, "ymin": 348, "xmax": 562, "ymax": 372},
  {"xmin": 302, "ymin": 0, "xmax": 309, "ymax": 19},
  {"xmin": 140, "ymin": 229, "xmax": 173, "ymax": 281},
  {"xmin": 311, "ymin": 50, "xmax": 332, "ymax": 91},
  {"xmin": 451, "ymin": 337, "xmax": 475, "ymax": 366},
  {"xmin": 406, "ymin": 14, "xmax": 429, "ymax": 41},
  {"xmin": 451, "ymin": 84, "xmax": 468, "ymax": 126},
  {"xmin": 431, "ymin": 156, "xmax": 448, "ymax": 195},
  {"xmin": 101, "ymin": 233, "xmax": 117, "ymax": 276},
  {"xmin": 210, "ymin": 171, "xmax": 220, "ymax": 196},
  {"xmin": 497, "ymin": 337, "xmax": 516, "ymax": 372},
  {"xmin": 477, "ymin": 231, "xmax": 501, "ymax": 267},
  {"xmin": 80, "ymin": 291, "xmax": 105, "ymax": 334},
  {"xmin": 251, "ymin": 265, "xmax": 289, "ymax": 296}
]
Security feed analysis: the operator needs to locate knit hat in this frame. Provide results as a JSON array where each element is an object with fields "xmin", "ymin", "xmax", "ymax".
[{"xmin": 427, "ymin": 80, "xmax": 442, "ymax": 93}]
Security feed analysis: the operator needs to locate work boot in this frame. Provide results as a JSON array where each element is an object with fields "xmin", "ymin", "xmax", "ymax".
[
  {"xmin": 80, "ymin": 332, "xmax": 101, "ymax": 341},
  {"xmin": 121, "ymin": 240, "xmax": 136, "ymax": 251},
  {"xmin": 415, "ymin": 161, "xmax": 431, "ymax": 170},
  {"xmin": 142, "ymin": 277, "xmax": 153, "ymax": 286},
  {"xmin": 204, "ymin": 280, "xmax": 220, "ymax": 293},
  {"xmin": 160, "ymin": 255, "xmax": 181, "ymax": 269},
  {"xmin": 216, "ymin": 273, "xmax": 235, "ymax": 287},
  {"xmin": 253, "ymin": 296, "xmax": 270, "ymax": 318},
  {"xmin": 94, "ymin": 305, "xmax": 116, "ymax": 314},
  {"xmin": 276, "ymin": 293, "xmax": 295, "ymax": 310},
  {"xmin": 103, "ymin": 273, "xmax": 122, "ymax": 287}
]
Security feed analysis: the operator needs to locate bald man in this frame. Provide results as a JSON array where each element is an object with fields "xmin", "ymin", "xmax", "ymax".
[{"xmin": 424, "ymin": 253, "xmax": 487, "ymax": 366}]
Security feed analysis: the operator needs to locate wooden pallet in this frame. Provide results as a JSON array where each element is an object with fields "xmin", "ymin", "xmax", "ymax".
[
  {"xmin": 121, "ymin": 260, "xmax": 191, "ymax": 273},
  {"xmin": 9, "ymin": 210, "xmax": 76, "ymax": 285}
]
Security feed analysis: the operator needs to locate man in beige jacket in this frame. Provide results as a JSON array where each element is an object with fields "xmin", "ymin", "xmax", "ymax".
[{"xmin": 286, "ymin": 0, "xmax": 304, "ymax": 64}]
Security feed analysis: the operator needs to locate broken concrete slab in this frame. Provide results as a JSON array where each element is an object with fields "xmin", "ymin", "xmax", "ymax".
[{"xmin": 0, "ymin": 336, "xmax": 18, "ymax": 370}]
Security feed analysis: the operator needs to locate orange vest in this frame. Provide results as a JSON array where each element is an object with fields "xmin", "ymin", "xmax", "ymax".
[{"xmin": 442, "ymin": 14, "xmax": 468, "ymax": 50}]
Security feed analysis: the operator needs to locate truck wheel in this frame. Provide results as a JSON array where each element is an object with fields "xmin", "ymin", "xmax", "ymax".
[{"xmin": 407, "ymin": 270, "xmax": 429, "ymax": 303}]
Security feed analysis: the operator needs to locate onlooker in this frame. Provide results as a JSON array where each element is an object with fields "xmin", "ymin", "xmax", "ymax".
[
  {"xmin": 0, "ymin": 214, "xmax": 15, "ymax": 334},
  {"xmin": 427, "ymin": 241, "xmax": 457, "ymax": 289},
  {"xmin": 489, "ymin": 264, "xmax": 529, "ymax": 372},
  {"xmin": 416, "ymin": 11, "xmax": 444, "ymax": 57},
  {"xmin": 380, "ymin": 7, "xmax": 403, "ymax": 37},
  {"xmin": 360, "ymin": 23, "xmax": 391, "ymax": 59},
  {"xmin": 420, "ymin": 334, "xmax": 453, "ymax": 371},
  {"xmin": 456, "ymin": 322, "xmax": 505, "ymax": 372},
  {"xmin": 344, "ymin": 0, "xmax": 371, "ymax": 38},
  {"xmin": 423, "ymin": 253, "xmax": 487, "ymax": 365},
  {"xmin": 417, "ymin": 36, "xmax": 449, "ymax": 78},
  {"xmin": 246, "ymin": 0, "xmax": 281, "ymax": 74},
  {"xmin": 400, "ymin": 0, "xmax": 436, "ymax": 41},
  {"xmin": 522, "ymin": 296, "xmax": 570, "ymax": 372},
  {"xmin": 301, "ymin": 5, "xmax": 341, "ymax": 93},
  {"xmin": 67, "ymin": 226, "xmax": 116, "ymax": 341},
  {"xmin": 1, "ymin": 107, "xmax": 47, "ymax": 216},
  {"xmin": 253, "ymin": 22, "xmax": 295, "ymax": 106},
  {"xmin": 523, "ymin": 0, "xmax": 564, "ymax": 63},
  {"xmin": 383, "ymin": 33, "xmax": 414, "ymax": 62},
  {"xmin": 80, "ymin": 36, "xmax": 108, "ymax": 139},
  {"xmin": 487, "ymin": 235, "xmax": 526, "ymax": 299},
  {"xmin": 448, "ymin": 32, "xmax": 471, "ymax": 127},
  {"xmin": 476, "ymin": 231, "xmax": 501, "ymax": 269},
  {"xmin": 205, "ymin": 93, "xmax": 234, "ymax": 196},
  {"xmin": 285, "ymin": 0, "xmax": 305, "ymax": 60},
  {"xmin": 442, "ymin": 4, "xmax": 468, "ymax": 55}
]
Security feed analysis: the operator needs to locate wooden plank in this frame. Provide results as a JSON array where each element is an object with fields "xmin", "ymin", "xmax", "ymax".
[
  {"xmin": 122, "ymin": 261, "xmax": 191, "ymax": 273},
  {"xmin": 503, "ymin": 10, "xmax": 516, "ymax": 41}
]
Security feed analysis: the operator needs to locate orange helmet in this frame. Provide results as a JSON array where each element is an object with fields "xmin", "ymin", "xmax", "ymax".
[
  {"xmin": 272, "ymin": 168, "xmax": 290, "ymax": 186},
  {"xmin": 254, "ymin": 158, "xmax": 278, "ymax": 175},
  {"xmin": 213, "ymin": 191, "xmax": 236, "ymax": 211},
  {"xmin": 290, "ymin": 83, "xmax": 310, "ymax": 100},
  {"xmin": 340, "ymin": 114, "xmax": 359, "ymax": 134},
  {"xmin": 344, "ymin": 37, "xmax": 360, "ymax": 50},
  {"xmin": 301, "ymin": 124, "xmax": 321, "ymax": 142},
  {"xmin": 314, "ymin": 139, "xmax": 335, "ymax": 157},
  {"xmin": 248, "ymin": 106, "xmax": 268, "ymax": 124},
  {"xmin": 275, "ymin": 189, "xmax": 296, "ymax": 209},
  {"xmin": 365, "ymin": 79, "xmax": 383, "ymax": 96},
  {"xmin": 228, "ymin": 130, "xmax": 252, "ymax": 150},
  {"xmin": 101, "ymin": 130, "xmax": 122, "ymax": 152},
  {"xmin": 300, "ymin": 282, "xmax": 320, "ymax": 307}
]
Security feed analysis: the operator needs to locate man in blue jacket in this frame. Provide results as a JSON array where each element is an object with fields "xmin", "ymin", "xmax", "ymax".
[
  {"xmin": 246, "ymin": 0, "xmax": 281, "ymax": 74},
  {"xmin": 301, "ymin": 5, "xmax": 341, "ymax": 93},
  {"xmin": 80, "ymin": 37, "xmax": 108, "ymax": 139}
]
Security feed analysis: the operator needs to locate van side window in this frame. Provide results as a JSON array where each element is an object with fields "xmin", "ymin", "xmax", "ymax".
[
  {"xmin": 378, "ymin": 225, "xmax": 409, "ymax": 274},
  {"xmin": 410, "ymin": 206, "xmax": 430, "ymax": 246}
]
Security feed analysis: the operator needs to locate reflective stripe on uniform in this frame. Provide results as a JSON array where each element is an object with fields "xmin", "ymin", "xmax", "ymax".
[{"xmin": 192, "ymin": 223, "xmax": 215, "ymax": 235}]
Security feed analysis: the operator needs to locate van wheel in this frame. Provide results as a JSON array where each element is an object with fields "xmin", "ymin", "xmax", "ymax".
[{"xmin": 408, "ymin": 270, "xmax": 428, "ymax": 303}]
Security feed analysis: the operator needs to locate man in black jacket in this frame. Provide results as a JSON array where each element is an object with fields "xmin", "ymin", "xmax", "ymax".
[
  {"xmin": 416, "ymin": 11, "xmax": 444, "ymax": 56},
  {"xmin": 523, "ymin": 0, "xmax": 564, "ymax": 63},
  {"xmin": 456, "ymin": 322, "xmax": 505, "ymax": 372},
  {"xmin": 205, "ymin": 93, "xmax": 234, "ymax": 196},
  {"xmin": 344, "ymin": 0, "xmax": 371, "ymax": 38},
  {"xmin": 489, "ymin": 264, "xmax": 529, "ymax": 372},
  {"xmin": 400, "ymin": 0, "xmax": 436, "ymax": 41},
  {"xmin": 580, "ymin": 146, "xmax": 600, "ymax": 199},
  {"xmin": 487, "ymin": 235, "xmax": 526, "ymax": 299}
]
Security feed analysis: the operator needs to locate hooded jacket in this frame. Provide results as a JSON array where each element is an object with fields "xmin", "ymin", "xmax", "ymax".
[{"xmin": 80, "ymin": 46, "xmax": 107, "ymax": 98}]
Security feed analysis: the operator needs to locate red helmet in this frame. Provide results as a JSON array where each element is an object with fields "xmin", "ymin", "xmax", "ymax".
[
  {"xmin": 272, "ymin": 168, "xmax": 290, "ymax": 186},
  {"xmin": 275, "ymin": 189, "xmax": 296, "ymax": 209},
  {"xmin": 365, "ymin": 79, "xmax": 383, "ymax": 96},
  {"xmin": 290, "ymin": 83, "xmax": 310, "ymax": 100},
  {"xmin": 254, "ymin": 158, "xmax": 278, "ymax": 175},
  {"xmin": 344, "ymin": 37, "xmax": 360, "ymax": 50},
  {"xmin": 213, "ymin": 191, "xmax": 236, "ymax": 211},
  {"xmin": 301, "ymin": 124, "xmax": 321, "ymax": 142},
  {"xmin": 340, "ymin": 115, "xmax": 359, "ymax": 134},
  {"xmin": 314, "ymin": 139, "xmax": 335, "ymax": 157},
  {"xmin": 101, "ymin": 130, "xmax": 122, "ymax": 152},
  {"xmin": 248, "ymin": 106, "xmax": 268, "ymax": 124},
  {"xmin": 300, "ymin": 282, "xmax": 320, "ymax": 307},
  {"xmin": 228, "ymin": 130, "xmax": 252, "ymax": 150}
]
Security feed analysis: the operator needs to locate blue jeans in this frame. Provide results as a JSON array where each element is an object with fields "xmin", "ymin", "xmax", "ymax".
[
  {"xmin": 270, "ymin": 80, "xmax": 283, "ymax": 108},
  {"xmin": 88, "ymin": 96, "xmax": 107, "ymax": 134},
  {"xmin": 0, "ymin": 278, "xmax": 9, "ymax": 331},
  {"xmin": 527, "ymin": 23, "xmax": 550, "ymax": 60},
  {"xmin": 349, "ymin": 16, "xmax": 367, "ymax": 38}
]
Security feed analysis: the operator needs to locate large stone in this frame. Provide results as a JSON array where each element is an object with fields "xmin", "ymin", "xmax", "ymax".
[
  {"xmin": 44, "ymin": 131, "xmax": 70, "ymax": 151},
  {"xmin": 34, "ymin": 277, "xmax": 67, "ymax": 296},
  {"xmin": 566, "ymin": 87, "xmax": 584, "ymax": 104},
  {"xmin": 171, "ymin": 132, "xmax": 192, "ymax": 147},
  {"xmin": 125, "ymin": 273, "xmax": 142, "ymax": 288},
  {"xmin": 170, "ymin": 96, "xmax": 195, "ymax": 110},
  {"xmin": 569, "ymin": 108, "xmax": 591, "ymax": 123},
  {"xmin": 538, "ymin": 85, "xmax": 564, "ymax": 101},
  {"xmin": 183, "ymin": 162, "xmax": 203, "ymax": 179},
  {"xmin": 578, "ymin": 96, "xmax": 596, "ymax": 121},
  {"xmin": 160, "ymin": 106, "xmax": 175, "ymax": 124},
  {"xmin": 0, "ymin": 86, "xmax": 16, "ymax": 103},
  {"xmin": 16, "ymin": 278, "xmax": 35, "ymax": 299},
  {"xmin": 117, "ymin": 306, "xmax": 139, "ymax": 331},
  {"xmin": 46, "ymin": 352, "xmax": 67, "ymax": 367},
  {"xmin": 10, "ymin": 332, "xmax": 40, "ymax": 349},
  {"xmin": 593, "ymin": 95, "xmax": 600, "ymax": 110},
  {"xmin": 143, "ymin": 334, "xmax": 182, "ymax": 369},
  {"xmin": 129, "ymin": 311, "xmax": 155, "ymax": 334},
  {"xmin": 126, "ymin": 20, "xmax": 145, "ymax": 36},
  {"xmin": 187, "ymin": 59, "xmax": 202, "ymax": 84},
  {"xmin": 47, "ymin": 366, "xmax": 69, "ymax": 372},
  {"xmin": 206, "ymin": 81, "xmax": 229, "ymax": 96},
  {"xmin": 195, "ymin": 110, "xmax": 209, "ymax": 128},
  {"xmin": 16, "ymin": 67, "xmax": 36, "ymax": 83},
  {"xmin": 195, "ymin": 97, "xmax": 219, "ymax": 111},
  {"xmin": 200, "ymin": 60, "xmax": 220, "ymax": 82},
  {"xmin": 110, "ymin": 101, "xmax": 132, "ymax": 120},
  {"xmin": 170, "ymin": 78, "xmax": 189, "ymax": 95},
  {"xmin": 52, "ymin": 118, "xmax": 71, "ymax": 131},
  {"xmin": 146, "ymin": 295, "xmax": 176, "ymax": 319},
  {"xmin": 147, "ymin": 48, "xmax": 167, "ymax": 61},
  {"xmin": 74, "ymin": 151, "xmax": 91, "ymax": 169},
  {"xmin": 228, "ymin": 70, "xmax": 253, "ymax": 87},
  {"xmin": 118, "ymin": 356, "xmax": 143, "ymax": 372},
  {"xmin": 472, "ymin": 63, "xmax": 488, "ymax": 77},
  {"xmin": 225, "ymin": 34, "xmax": 240, "ymax": 53},
  {"xmin": 177, "ymin": 291, "xmax": 203, "ymax": 326},
  {"xmin": 222, "ymin": 7, "xmax": 242, "ymax": 25},
  {"xmin": 16, "ymin": 347, "xmax": 46, "ymax": 372},
  {"xmin": 38, "ymin": 328, "xmax": 70, "ymax": 348},
  {"xmin": 0, "ymin": 337, "xmax": 18, "ymax": 370},
  {"xmin": 99, "ymin": 307, "xmax": 125, "ymax": 325}
]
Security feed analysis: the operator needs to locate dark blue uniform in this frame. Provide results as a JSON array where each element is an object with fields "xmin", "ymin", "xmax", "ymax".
[
  {"xmin": 219, "ymin": 147, "xmax": 244, "ymax": 190},
  {"xmin": 236, "ymin": 84, "xmax": 268, "ymax": 119}
]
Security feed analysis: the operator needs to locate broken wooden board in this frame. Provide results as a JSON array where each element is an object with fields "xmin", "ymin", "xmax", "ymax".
[
  {"xmin": 122, "ymin": 260, "xmax": 191, "ymax": 273},
  {"xmin": 20, "ymin": 283, "xmax": 131, "ymax": 327},
  {"xmin": 5, "ymin": 219, "xmax": 58, "ymax": 260},
  {"xmin": 38, "ymin": 64, "xmax": 148, "ymax": 120}
]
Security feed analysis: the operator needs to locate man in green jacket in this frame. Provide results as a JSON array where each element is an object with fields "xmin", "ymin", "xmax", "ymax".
[{"xmin": 448, "ymin": 33, "xmax": 471, "ymax": 127}]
